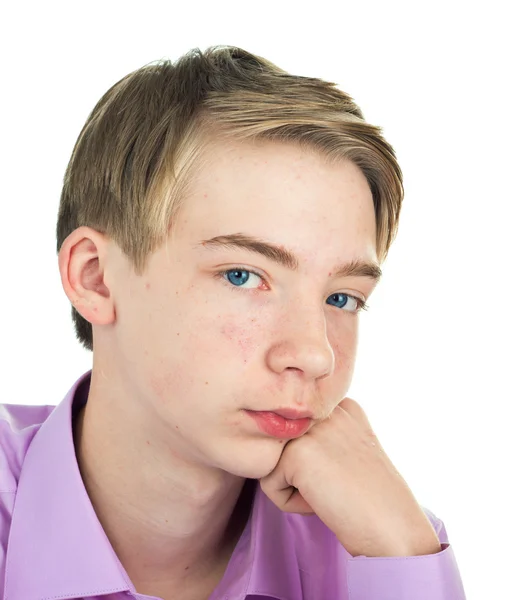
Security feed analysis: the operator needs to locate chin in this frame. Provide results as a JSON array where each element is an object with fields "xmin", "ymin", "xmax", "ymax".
[{"xmin": 218, "ymin": 439, "xmax": 284, "ymax": 480}]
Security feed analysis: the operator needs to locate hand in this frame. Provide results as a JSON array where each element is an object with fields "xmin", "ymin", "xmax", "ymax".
[{"xmin": 259, "ymin": 397, "xmax": 442, "ymax": 557}]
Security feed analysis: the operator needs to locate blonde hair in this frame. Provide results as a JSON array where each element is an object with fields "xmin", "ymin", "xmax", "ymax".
[{"xmin": 56, "ymin": 45, "xmax": 403, "ymax": 352}]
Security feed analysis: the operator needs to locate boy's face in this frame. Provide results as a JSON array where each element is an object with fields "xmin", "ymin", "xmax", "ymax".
[{"xmin": 100, "ymin": 139, "xmax": 379, "ymax": 479}]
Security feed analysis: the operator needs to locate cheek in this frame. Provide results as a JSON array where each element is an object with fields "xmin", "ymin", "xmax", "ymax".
[
  {"xmin": 148, "ymin": 368, "xmax": 182, "ymax": 400},
  {"xmin": 328, "ymin": 324, "xmax": 358, "ymax": 376},
  {"xmin": 219, "ymin": 319, "xmax": 261, "ymax": 364}
]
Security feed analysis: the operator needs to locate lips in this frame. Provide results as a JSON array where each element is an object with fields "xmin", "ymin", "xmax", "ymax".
[
  {"xmin": 244, "ymin": 409, "xmax": 312, "ymax": 439},
  {"xmin": 271, "ymin": 407, "xmax": 314, "ymax": 420}
]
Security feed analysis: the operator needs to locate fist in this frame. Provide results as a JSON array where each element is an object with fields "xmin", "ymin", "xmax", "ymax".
[{"xmin": 259, "ymin": 398, "xmax": 441, "ymax": 557}]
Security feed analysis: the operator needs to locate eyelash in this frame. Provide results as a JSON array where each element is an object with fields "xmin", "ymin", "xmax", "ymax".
[{"xmin": 214, "ymin": 267, "xmax": 369, "ymax": 313}]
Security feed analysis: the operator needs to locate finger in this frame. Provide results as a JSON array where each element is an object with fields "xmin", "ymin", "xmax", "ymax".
[
  {"xmin": 260, "ymin": 469, "xmax": 315, "ymax": 515},
  {"xmin": 338, "ymin": 397, "xmax": 373, "ymax": 429},
  {"xmin": 336, "ymin": 398, "xmax": 381, "ymax": 448}
]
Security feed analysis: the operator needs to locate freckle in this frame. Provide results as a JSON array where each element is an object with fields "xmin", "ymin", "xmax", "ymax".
[
  {"xmin": 185, "ymin": 566, "xmax": 190, "ymax": 570},
  {"xmin": 165, "ymin": 519, "xmax": 168, "ymax": 523},
  {"xmin": 176, "ymin": 332, "xmax": 180, "ymax": 336},
  {"xmin": 146, "ymin": 440, "xmax": 150, "ymax": 445},
  {"xmin": 205, "ymin": 381, "xmax": 209, "ymax": 385},
  {"xmin": 175, "ymin": 425, "xmax": 179, "ymax": 429}
]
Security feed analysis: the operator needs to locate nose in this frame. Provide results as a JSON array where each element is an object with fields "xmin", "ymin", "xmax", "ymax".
[{"xmin": 265, "ymin": 306, "xmax": 335, "ymax": 381}]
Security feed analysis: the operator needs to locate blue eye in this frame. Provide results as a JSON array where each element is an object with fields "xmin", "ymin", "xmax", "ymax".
[
  {"xmin": 223, "ymin": 269, "xmax": 262, "ymax": 288},
  {"xmin": 327, "ymin": 293, "xmax": 360, "ymax": 312},
  {"xmin": 217, "ymin": 268, "xmax": 367, "ymax": 313}
]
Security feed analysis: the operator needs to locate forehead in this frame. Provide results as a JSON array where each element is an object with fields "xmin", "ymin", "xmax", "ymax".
[{"xmin": 175, "ymin": 138, "xmax": 377, "ymax": 260}]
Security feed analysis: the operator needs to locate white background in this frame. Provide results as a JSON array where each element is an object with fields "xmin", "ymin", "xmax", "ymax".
[{"xmin": 1, "ymin": 1, "xmax": 510, "ymax": 598}]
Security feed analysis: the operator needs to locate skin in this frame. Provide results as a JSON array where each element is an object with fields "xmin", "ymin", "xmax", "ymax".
[{"xmin": 59, "ymin": 138, "xmax": 439, "ymax": 600}]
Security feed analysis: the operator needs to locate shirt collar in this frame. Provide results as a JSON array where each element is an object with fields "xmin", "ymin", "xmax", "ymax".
[
  {"xmin": 5, "ymin": 370, "xmax": 135, "ymax": 600},
  {"xmin": 5, "ymin": 370, "xmax": 301, "ymax": 600}
]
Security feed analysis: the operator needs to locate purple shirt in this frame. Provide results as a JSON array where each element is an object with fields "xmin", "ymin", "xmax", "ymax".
[{"xmin": 0, "ymin": 370, "xmax": 466, "ymax": 599}]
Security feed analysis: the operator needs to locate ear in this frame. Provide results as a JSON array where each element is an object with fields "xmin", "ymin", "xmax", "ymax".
[{"xmin": 58, "ymin": 226, "xmax": 115, "ymax": 327}]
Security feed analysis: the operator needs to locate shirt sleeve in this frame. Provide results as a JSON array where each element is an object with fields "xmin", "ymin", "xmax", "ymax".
[{"xmin": 345, "ymin": 506, "xmax": 467, "ymax": 600}]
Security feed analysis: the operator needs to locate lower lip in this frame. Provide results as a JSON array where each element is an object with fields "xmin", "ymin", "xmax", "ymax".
[{"xmin": 245, "ymin": 410, "xmax": 311, "ymax": 439}]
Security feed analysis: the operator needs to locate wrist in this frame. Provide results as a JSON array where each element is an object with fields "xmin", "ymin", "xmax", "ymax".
[{"xmin": 339, "ymin": 526, "xmax": 442, "ymax": 558}]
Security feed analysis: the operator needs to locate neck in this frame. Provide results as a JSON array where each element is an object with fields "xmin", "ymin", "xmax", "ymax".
[{"xmin": 72, "ymin": 376, "xmax": 254, "ymax": 598}]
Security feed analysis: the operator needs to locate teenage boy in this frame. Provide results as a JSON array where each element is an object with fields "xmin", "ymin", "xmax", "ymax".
[{"xmin": 0, "ymin": 46, "xmax": 466, "ymax": 600}]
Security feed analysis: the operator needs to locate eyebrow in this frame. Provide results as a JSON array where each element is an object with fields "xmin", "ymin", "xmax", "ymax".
[{"xmin": 196, "ymin": 233, "xmax": 382, "ymax": 282}]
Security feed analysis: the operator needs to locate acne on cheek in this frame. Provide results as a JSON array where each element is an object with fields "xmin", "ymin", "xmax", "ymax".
[
  {"xmin": 220, "ymin": 320, "xmax": 260, "ymax": 363},
  {"xmin": 148, "ymin": 369, "xmax": 181, "ymax": 401},
  {"xmin": 149, "ymin": 366, "xmax": 211, "ymax": 422}
]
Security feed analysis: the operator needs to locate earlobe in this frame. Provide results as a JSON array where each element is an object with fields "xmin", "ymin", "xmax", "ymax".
[{"xmin": 58, "ymin": 226, "xmax": 115, "ymax": 327}]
